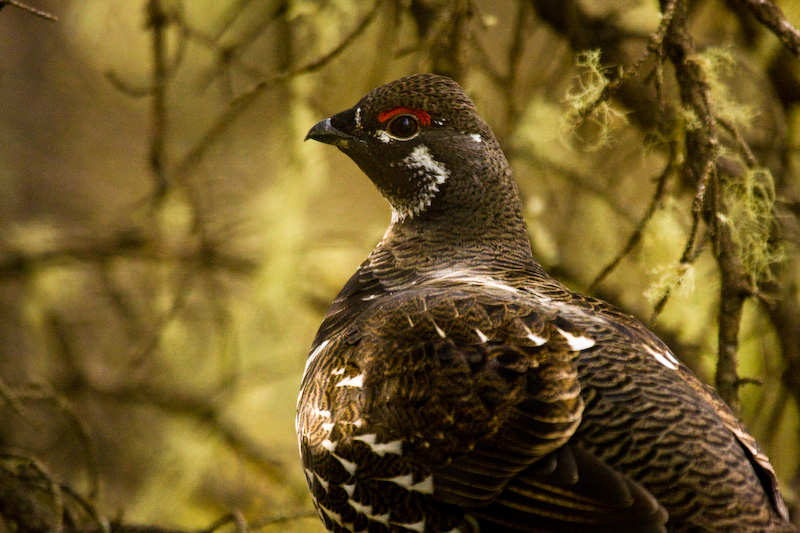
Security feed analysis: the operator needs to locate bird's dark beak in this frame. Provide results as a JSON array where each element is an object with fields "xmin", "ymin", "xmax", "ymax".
[{"xmin": 305, "ymin": 117, "xmax": 357, "ymax": 149}]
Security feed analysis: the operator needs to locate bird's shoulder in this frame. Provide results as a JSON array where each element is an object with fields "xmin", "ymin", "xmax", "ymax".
[
  {"xmin": 305, "ymin": 267, "xmax": 591, "ymax": 444},
  {"xmin": 301, "ymin": 269, "xmax": 673, "ymax": 532}
]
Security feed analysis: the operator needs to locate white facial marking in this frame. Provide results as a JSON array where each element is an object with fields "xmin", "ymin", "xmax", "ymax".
[
  {"xmin": 354, "ymin": 434, "xmax": 403, "ymax": 456},
  {"xmin": 522, "ymin": 323, "xmax": 547, "ymax": 346},
  {"xmin": 355, "ymin": 107, "xmax": 362, "ymax": 127},
  {"xmin": 469, "ymin": 133, "xmax": 482, "ymax": 143},
  {"xmin": 432, "ymin": 320, "xmax": 446, "ymax": 339},
  {"xmin": 556, "ymin": 328, "xmax": 595, "ymax": 351},
  {"xmin": 303, "ymin": 339, "xmax": 330, "ymax": 380},
  {"xmin": 645, "ymin": 344, "xmax": 680, "ymax": 370},
  {"xmin": 379, "ymin": 474, "xmax": 434, "ymax": 494},
  {"xmin": 475, "ymin": 328, "xmax": 489, "ymax": 343},
  {"xmin": 404, "ymin": 145, "xmax": 449, "ymax": 185},
  {"xmin": 336, "ymin": 373, "xmax": 365, "ymax": 388},
  {"xmin": 375, "ymin": 130, "xmax": 392, "ymax": 143},
  {"xmin": 392, "ymin": 144, "xmax": 451, "ymax": 222}
]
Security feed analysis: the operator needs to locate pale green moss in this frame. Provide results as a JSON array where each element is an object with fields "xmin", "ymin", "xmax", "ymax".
[
  {"xmin": 722, "ymin": 167, "xmax": 782, "ymax": 285},
  {"xmin": 564, "ymin": 49, "xmax": 628, "ymax": 151},
  {"xmin": 645, "ymin": 262, "xmax": 697, "ymax": 305}
]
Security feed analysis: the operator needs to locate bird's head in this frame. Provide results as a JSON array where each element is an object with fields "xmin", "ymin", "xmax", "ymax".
[{"xmin": 306, "ymin": 74, "xmax": 510, "ymax": 225}]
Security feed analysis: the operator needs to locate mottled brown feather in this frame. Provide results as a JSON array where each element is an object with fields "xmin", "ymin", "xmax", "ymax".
[{"xmin": 298, "ymin": 74, "xmax": 797, "ymax": 533}]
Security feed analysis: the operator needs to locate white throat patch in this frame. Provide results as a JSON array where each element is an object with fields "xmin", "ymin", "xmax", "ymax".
[{"xmin": 392, "ymin": 144, "xmax": 450, "ymax": 223}]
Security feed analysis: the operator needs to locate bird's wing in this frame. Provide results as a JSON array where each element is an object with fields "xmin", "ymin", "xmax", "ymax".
[
  {"xmin": 351, "ymin": 286, "xmax": 667, "ymax": 531},
  {"xmin": 472, "ymin": 443, "xmax": 667, "ymax": 533},
  {"xmin": 676, "ymin": 365, "xmax": 791, "ymax": 520},
  {"xmin": 576, "ymin": 294, "xmax": 789, "ymax": 522}
]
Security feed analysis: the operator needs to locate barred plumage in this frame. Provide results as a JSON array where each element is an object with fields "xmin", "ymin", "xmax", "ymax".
[{"xmin": 297, "ymin": 74, "xmax": 796, "ymax": 533}]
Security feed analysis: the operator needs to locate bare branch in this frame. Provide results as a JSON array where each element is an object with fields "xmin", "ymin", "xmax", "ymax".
[
  {"xmin": 89, "ymin": 383, "xmax": 290, "ymax": 485},
  {"xmin": 591, "ymin": 149, "xmax": 676, "ymax": 289},
  {"xmin": 147, "ymin": 0, "xmax": 172, "ymax": 199},
  {"xmin": 0, "ymin": 374, "xmax": 28, "ymax": 419},
  {"xmin": 1, "ymin": 0, "xmax": 57, "ymax": 22},
  {"xmin": 728, "ymin": 0, "xmax": 800, "ymax": 57},
  {"xmin": 576, "ymin": 0, "xmax": 678, "ymax": 125},
  {"xmin": 661, "ymin": 0, "xmax": 760, "ymax": 411},
  {"xmin": 0, "ymin": 453, "xmax": 66, "ymax": 532},
  {"xmin": 13, "ymin": 379, "xmax": 101, "ymax": 500},
  {"xmin": 177, "ymin": 0, "xmax": 383, "ymax": 181}
]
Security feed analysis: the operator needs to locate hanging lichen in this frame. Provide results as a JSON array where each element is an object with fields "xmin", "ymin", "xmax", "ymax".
[
  {"xmin": 564, "ymin": 49, "xmax": 628, "ymax": 151},
  {"xmin": 721, "ymin": 167, "xmax": 783, "ymax": 286}
]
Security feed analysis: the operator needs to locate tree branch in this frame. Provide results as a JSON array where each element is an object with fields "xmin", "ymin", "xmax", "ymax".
[
  {"xmin": 662, "ymin": 0, "xmax": 752, "ymax": 412},
  {"xmin": 1, "ymin": 0, "xmax": 57, "ymax": 22},
  {"xmin": 728, "ymin": 0, "xmax": 800, "ymax": 57}
]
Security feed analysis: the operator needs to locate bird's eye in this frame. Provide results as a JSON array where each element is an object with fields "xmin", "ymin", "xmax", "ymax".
[{"xmin": 385, "ymin": 114, "xmax": 420, "ymax": 140}]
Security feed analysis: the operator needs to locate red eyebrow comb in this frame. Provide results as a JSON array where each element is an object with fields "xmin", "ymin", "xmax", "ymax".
[{"xmin": 377, "ymin": 107, "xmax": 431, "ymax": 126}]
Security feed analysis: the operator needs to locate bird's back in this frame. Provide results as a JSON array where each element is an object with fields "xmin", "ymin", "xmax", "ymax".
[
  {"xmin": 559, "ymin": 291, "xmax": 792, "ymax": 532},
  {"xmin": 298, "ymin": 265, "xmax": 793, "ymax": 532}
]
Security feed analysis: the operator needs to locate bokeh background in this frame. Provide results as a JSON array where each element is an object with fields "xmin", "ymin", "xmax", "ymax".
[{"xmin": 1, "ymin": 0, "xmax": 799, "ymax": 531}]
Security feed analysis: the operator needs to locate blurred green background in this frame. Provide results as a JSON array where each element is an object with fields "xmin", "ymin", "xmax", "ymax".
[{"xmin": 1, "ymin": 1, "xmax": 799, "ymax": 531}]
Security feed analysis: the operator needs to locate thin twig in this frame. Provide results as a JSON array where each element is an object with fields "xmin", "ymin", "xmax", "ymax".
[
  {"xmin": 2, "ymin": 0, "xmax": 57, "ymax": 21},
  {"xmin": 730, "ymin": 0, "xmax": 800, "ymax": 57},
  {"xmin": 57, "ymin": 481, "xmax": 112, "ymax": 533},
  {"xmin": 91, "ymin": 383, "xmax": 289, "ymax": 484},
  {"xmin": 176, "ymin": 0, "xmax": 382, "ymax": 181},
  {"xmin": 1, "ymin": 453, "xmax": 65, "ymax": 532},
  {"xmin": 147, "ymin": 0, "xmax": 171, "ymax": 199},
  {"xmin": 508, "ymin": 147, "xmax": 639, "ymax": 224},
  {"xmin": 0, "ymin": 374, "xmax": 29, "ymax": 419},
  {"xmin": 104, "ymin": 3, "xmax": 185, "ymax": 99},
  {"xmin": 202, "ymin": 510, "xmax": 249, "ymax": 533},
  {"xmin": 576, "ymin": 0, "xmax": 677, "ymax": 124},
  {"xmin": 501, "ymin": 0, "xmax": 531, "ymax": 129},
  {"xmin": 16, "ymin": 381, "xmax": 101, "ymax": 501},
  {"xmin": 236, "ymin": 0, "xmax": 384, "ymax": 101},
  {"xmin": 129, "ymin": 259, "xmax": 196, "ymax": 366},
  {"xmin": 246, "ymin": 510, "xmax": 320, "ymax": 531},
  {"xmin": 717, "ymin": 116, "xmax": 758, "ymax": 167},
  {"xmin": 214, "ymin": 0, "xmax": 262, "ymax": 39},
  {"xmin": 663, "ymin": 0, "xmax": 751, "ymax": 411},
  {"xmin": 590, "ymin": 150, "xmax": 675, "ymax": 289},
  {"xmin": 650, "ymin": 229, "xmax": 709, "ymax": 322}
]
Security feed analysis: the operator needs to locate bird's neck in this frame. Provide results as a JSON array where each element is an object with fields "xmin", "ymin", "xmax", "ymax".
[{"xmin": 367, "ymin": 199, "xmax": 540, "ymax": 285}]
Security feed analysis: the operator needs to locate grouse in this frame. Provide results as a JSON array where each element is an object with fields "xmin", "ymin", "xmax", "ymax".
[{"xmin": 297, "ymin": 74, "xmax": 797, "ymax": 533}]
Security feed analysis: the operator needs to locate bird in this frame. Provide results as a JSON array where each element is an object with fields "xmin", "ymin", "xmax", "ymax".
[{"xmin": 296, "ymin": 73, "xmax": 797, "ymax": 533}]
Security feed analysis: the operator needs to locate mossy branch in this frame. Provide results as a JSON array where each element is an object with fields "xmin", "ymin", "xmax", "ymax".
[{"xmin": 663, "ymin": 0, "xmax": 750, "ymax": 412}]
